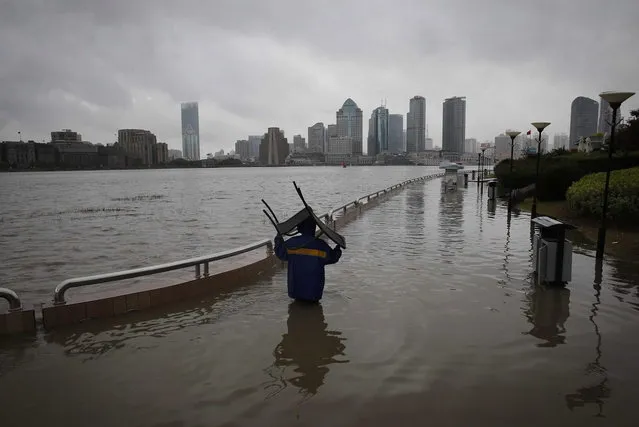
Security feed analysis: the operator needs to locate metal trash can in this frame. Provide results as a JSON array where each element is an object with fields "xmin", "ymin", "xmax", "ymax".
[
  {"xmin": 531, "ymin": 216, "xmax": 576, "ymax": 285},
  {"xmin": 487, "ymin": 181, "xmax": 497, "ymax": 200},
  {"xmin": 463, "ymin": 173, "xmax": 469, "ymax": 187}
]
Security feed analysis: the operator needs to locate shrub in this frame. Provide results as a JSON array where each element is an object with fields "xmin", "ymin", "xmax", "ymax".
[
  {"xmin": 494, "ymin": 151, "xmax": 639, "ymax": 201},
  {"xmin": 566, "ymin": 167, "xmax": 639, "ymax": 221}
]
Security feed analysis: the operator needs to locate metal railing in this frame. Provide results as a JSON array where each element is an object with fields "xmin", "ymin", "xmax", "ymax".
[
  {"xmin": 328, "ymin": 173, "xmax": 444, "ymax": 219},
  {"xmin": 53, "ymin": 239, "xmax": 273, "ymax": 305},
  {"xmin": 51, "ymin": 175, "xmax": 443, "ymax": 305},
  {"xmin": 0, "ymin": 287, "xmax": 22, "ymax": 312}
]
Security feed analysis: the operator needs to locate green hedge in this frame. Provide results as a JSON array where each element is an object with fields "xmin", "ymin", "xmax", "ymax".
[
  {"xmin": 494, "ymin": 152, "xmax": 639, "ymax": 201},
  {"xmin": 566, "ymin": 167, "xmax": 639, "ymax": 220}
]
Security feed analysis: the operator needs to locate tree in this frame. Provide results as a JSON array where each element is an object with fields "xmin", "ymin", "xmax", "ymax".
[{"xmin": 617, "ymin": 109, "xmax": 639, "ymax": 154}]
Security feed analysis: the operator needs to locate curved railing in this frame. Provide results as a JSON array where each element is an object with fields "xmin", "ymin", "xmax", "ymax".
[
  {"xmin": 51, "ymin": 173, "xmax": 443, "ymax": 306},
  {"xmin": 331, "ymin": 173, "xmax": 444, "ymax": 219},
  {"xmin": 0, "ymin": 288, "xmax": 22, "ymax": 312},
  {"xmin": 53, "ymin": 239, "xmax": 273, "ymax": 305}
]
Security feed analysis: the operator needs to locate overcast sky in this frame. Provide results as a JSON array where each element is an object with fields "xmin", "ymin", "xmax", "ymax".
[{"xmin": 1, "ymin": 0, "xmax": 638, "ymax": 155}]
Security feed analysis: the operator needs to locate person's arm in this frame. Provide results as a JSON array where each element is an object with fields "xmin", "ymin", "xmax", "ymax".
[
  {"xmin": 274, "ymin": 235, "xmax": 288, "ymax": 261},
  {"xmin": 324, "ymin": 243, "xmax": 342, "ymax": 265}
]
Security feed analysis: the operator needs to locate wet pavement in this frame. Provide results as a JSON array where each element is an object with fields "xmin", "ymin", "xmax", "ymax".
[{"xmin": 1, "ymin": 175, "xmax": 639, "ymax": 426}]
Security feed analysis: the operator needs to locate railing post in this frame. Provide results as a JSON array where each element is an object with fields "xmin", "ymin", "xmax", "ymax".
[
  {"xmin": 195, "ymin": 264, "xmax": 201, "ymax": 279},
  {"xmin": 203, "ymin": 262, "xmax": 209, "ymax": 277},
  {"xmin": 0, "ymin": 288, "xmax": 22, "ymax": 312},
  {"xmin": 266, "ymin": 240, "xmax": 274, "ymax": 256}
]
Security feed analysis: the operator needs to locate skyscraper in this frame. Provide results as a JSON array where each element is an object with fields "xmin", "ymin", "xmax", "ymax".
[
  {"xmin": 327, "ymin": 124, "xmax": 338, "ymax": 154},
  {"xmin": 247, "ymin": 135, "xmax": 261, "ymax": 159},
  {"xmin": 307, "ymin": 122, "xmax": 325, "ymax": 153},
  {"xmin": 388, "ymin": 114, "xmax": 403, "ymax": 154},
  {"xmin": 569, "ymin": 96, "xmax": 599, "ymax": 149},
  {"xmin": 235, "ymin": 140, "xmax": 249, "ymax": 160},
  {"xmin": 181, "ymin": 102, "xmax": 200, "ymax": 160},
  {"xmin": 424, "ymin": 138, "xmax": 433, "ymax": 150},
  {"xmin": 598, "ymin": 96, "xmax": 613, "ymax": 136},
  {"xmin": 368, "ymin": 106, "xmax": 389, "ymax": 157},
  {"xmin": 494, "ymin": 133, "xmax": 511, "ymax": 161},
  {"xmin": 406, "ymin": 96, "xmax": 426, "ymax": 153},
  {"xmin": 336, "ymin": 98, "xmax": 363, "ymax": 154},
  {"xmin": 259, "ymin": 127, "xmax": 289, "ymax": 165},
  {"xmin": 464, "ymin": 138, "xmax": 477, "ymax": 154},
  {"xmin": 442, "ymin": 96, "xmax": 466, "ymax": 154},
  {"xmin": 293, "ymin": 135, "xmax": 306, "ymax": 152},
  {"xmin": 553, "ymin": 133, "xmax": 569, "ymax": 150}
]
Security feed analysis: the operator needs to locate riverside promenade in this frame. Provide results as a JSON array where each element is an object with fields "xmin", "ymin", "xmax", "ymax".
[{"xmin": 1, "ymin": 167, "xmax": 638, "ymax": 427}]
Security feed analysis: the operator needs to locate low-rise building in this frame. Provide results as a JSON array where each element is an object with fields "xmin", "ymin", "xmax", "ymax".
[{"xmin": 53, "ymin": 141, "xmax": 99, "ymax": 168}]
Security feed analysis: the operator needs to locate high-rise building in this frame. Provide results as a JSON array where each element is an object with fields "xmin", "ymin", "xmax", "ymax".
[
  {"xmin": 425, "ymin": 137, "xmax": 433, "ymax": 151},
  {"xmin": 327, "ymin": 124, "xmax": 337, "ymax": 154},
  {"xmin": 598, "ymin": 97, "xmax": 613, "ymax": 136},
  {"xmin": 553, "ymin": 133, "xmax": 569, "ymax": 151},
  {"xmin": 248, "ymin": 135, "xmax": 261, "ymax": 159},
  {"xmin": 328, "ymin": 136, "xmax": 353, "ymax": 154},
  {"xmin": 402, "ymin": 130, "xmax": 407, "ymax": 152},
  {"xmin": 156, "ymin": 142, "xmax": 169, "ymax": 164},
  {"xmin": 464, "ymin": 138, "xmax": 477, "ymax": 154},
  {"xmin": 442, "ymin": 96, "xmax": 466, "ymax": 154},
  {"xmin": 117, "ymin": 129, "xmax": 158, "ymax": 166},
  {"xmin": 406, "ymin": 96, "xmax": 426, "ymax": 153},
  {"xmin": 494, "ymin": 134, "xmax": 511, "ymax": 161},
  {"xmin": 168, "ymin": 149, "xmax": 182, "ymax": 160},
  {"xmin": 388, "ymin": 114, "xmax": 403, "ymax": 154},
  {"xmin": 336, "ymin": 98, "xmax": 363, "ymax": 154},
  {"xmin": 293, "ymin": 135, "xmax": 306, "ymax": 152},
  {"xmin": 368, "ymin": 106, "xmax": 389, "ymax": 157},
  {"xmin": 569, "ymin": 96, "xmax": 598, "ymax": 149},
  {"xmin": 235, "ymin": 140, "xmax": 249, "ymax": 160},
  {"xmin": 259, "ymin": 127, "xmax": 289, "ymax": 165},
  {"xmin": 307, "ymin": 122, "xmax": 326, "ymax": 153},
  {"xmin": 181, "ymin": 102, "xmax": 200, "ymax": 161}
]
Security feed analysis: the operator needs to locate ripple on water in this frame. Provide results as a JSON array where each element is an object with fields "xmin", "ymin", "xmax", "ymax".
[{"xmin": 2, "ymin": 170, "xmax": 639, "ymax": 426}]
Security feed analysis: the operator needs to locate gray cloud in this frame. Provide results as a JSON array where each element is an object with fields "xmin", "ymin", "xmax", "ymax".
[{"xmin": 1, "ymin": 0, "xmax": 638, "ymax": 153}]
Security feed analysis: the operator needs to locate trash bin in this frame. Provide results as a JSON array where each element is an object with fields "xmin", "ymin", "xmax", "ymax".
[
  {"xmin": 463, "ymin": 173, "xmax": 469, "ymax": 187},
  {"xmin": 487, "ymin": 180, "xmax": 497, "ymax": 200},
  {"xmin": 531, "ymin": 216, "xmax": 576, "ymax": 285},
  {"xmin": 471, "ymin": 170, "xmax": 476, "ymax": 180}
]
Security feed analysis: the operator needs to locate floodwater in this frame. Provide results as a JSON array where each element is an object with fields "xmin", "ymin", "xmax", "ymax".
[
  {"xmin": 0, "ymin": 166, "xmax": 439, "ymax": 306},
  {"xmin": 2, "ymin": 171, "xmax": 639, "ymax": 426}
]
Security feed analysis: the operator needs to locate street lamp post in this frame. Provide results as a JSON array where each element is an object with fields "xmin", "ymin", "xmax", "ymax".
[
  {"xmin": 505, "ymin": 131, "xmax": 521, "ymax": 173},
  {"xmin": 480, "ymin": 147, "xmax": 487, "ymax": 182},
  {"xmin": 595, "ymin": 91, "xmax": 635, "ymax": 259},
  {"xmin": 530, "ymin": 122, "xmax": 551, "ymax": 219},
  {"xmin": 477, "ymin": 152, "xmax": 481, "ymax": 185}
]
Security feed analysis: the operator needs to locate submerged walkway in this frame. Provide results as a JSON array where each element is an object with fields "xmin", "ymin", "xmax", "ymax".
[{"xmin": 2, "ymin": 178, "xmax": 639, "ymax": 427}]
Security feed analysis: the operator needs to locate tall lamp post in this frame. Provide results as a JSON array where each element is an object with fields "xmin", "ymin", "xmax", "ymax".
[
  {"xmin": 530, "ymin": 122, "xmax": 550, "ymax": 219},
  {"xmin": 505, "ymin": 131, "xmax": 521, "ymax": 173},
  {"xmin": 595, "ymin": 91, "xmax": 635, "ymax": 259},
  {"xmin": 480, "ymin": 147, "xmax": 487, "ymax": 182}
]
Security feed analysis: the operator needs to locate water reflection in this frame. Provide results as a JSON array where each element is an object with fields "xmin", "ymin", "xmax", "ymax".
[
  {"xmin": 405, "ymin": 186, "xmax": 425, "ymax": 244},
  {"xmin": 565, "ymin": 258, "xmax": 610, "ymax": 416},
  {"xmin": 438, "ymin": 190, "xmax": 464, "ymax": 262},
  {"xmin": 265, "ymin": 302, "xmax": 348, "ymax": 400},
  {"xmin": 523, "ymin": 284, "xmax": 571, "ymax": 347},
  {"xmin": 500, "ymin": 207, "xmax": 513, "ymax": 287},
  {"xmin": 487, "ymin": 199, "xmax": 496, "ymax": 217},
  {"xmin": 43, "ymin": 271, "xmax": 279, "ymax": 361}
]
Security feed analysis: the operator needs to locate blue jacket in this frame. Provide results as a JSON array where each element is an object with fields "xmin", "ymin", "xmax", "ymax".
[{"xmin": 274, "ymin": 224, "xmax": 342, "ymax": 302}]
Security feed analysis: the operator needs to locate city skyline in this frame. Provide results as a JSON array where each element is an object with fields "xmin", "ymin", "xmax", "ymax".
[{"xmin": 1, "ymin": 1, "xmax": 637, "ymax": 154}]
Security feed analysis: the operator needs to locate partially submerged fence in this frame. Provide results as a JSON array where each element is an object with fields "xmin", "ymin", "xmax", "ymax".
[{"xmin": 1, "ymin": 172, "xmax": 443, "ymax": 335}]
